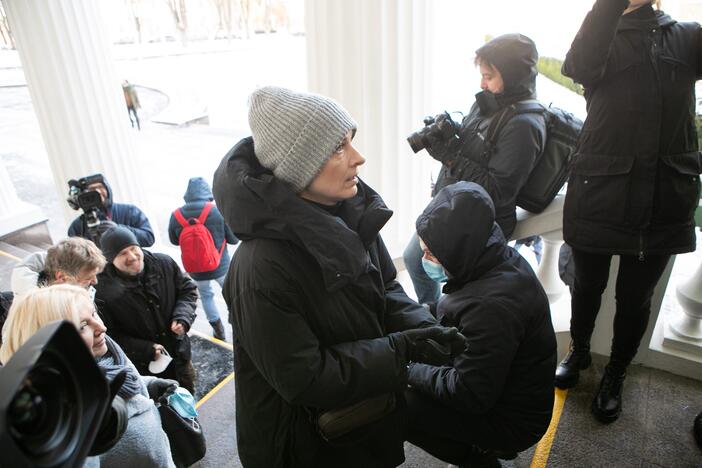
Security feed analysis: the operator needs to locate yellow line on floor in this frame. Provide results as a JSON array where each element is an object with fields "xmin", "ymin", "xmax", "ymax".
[
  {"xmin": 530, "ymin": 388, "xmax": 568, "ymax": 468},
  {"xmin": 0, "ymin": 250, "xmax": 22, "ymax": 262},
  {"xmin": 196, "ymin": 372, "xmax": 234, "ymax": 409},
  {"xmin": 190, "ymin": 328, "xmax": 234, "ymax": 351}
]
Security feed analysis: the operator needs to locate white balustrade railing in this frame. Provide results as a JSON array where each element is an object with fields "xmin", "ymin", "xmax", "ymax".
[{"xmin": 510, "ymin": 194, "xmax": 567, "ymax": 304}]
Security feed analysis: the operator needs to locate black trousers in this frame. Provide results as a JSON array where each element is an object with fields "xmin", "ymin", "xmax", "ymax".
[{"xmin": 570, "ymin": 249, "xmax": 671, "ymax": 365}]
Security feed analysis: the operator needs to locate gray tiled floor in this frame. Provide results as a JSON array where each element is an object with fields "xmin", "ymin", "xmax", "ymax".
[{"xmin": 195, "ymin": 353, "xmax": 702, "ymax": 468}]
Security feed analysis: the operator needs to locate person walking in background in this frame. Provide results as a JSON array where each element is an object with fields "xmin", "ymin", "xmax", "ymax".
[
  {"xmin": 122, "ymin": 80, "xmax": 141, "ymax": 130},
  {"xmin": 555, "ymin": 0, "xmax": 701, "ymax": 423},
  {"xmin": 169, "ymin": 176, "xmax": 238, "ymax": 341},
  {"xmin": 403, "ymin": 33, "xmax": 548, "ymax": 304},
  {"xmin": 213, "ymin": 86, "xmax": 466, "ymax": 467},
  {"xmin": 96, "ymin": 226, "xmax": 198, "ymax": 394}
]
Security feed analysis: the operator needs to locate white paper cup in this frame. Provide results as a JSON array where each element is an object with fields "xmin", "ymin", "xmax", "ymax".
[{"xmin": 148, "ymin": 348, "xmax": 172, "ymax": 374}]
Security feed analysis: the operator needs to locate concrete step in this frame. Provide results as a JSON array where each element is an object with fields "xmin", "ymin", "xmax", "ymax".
[
  {"xmin": 0, "ymin": 242, "xmax": 29, "ymax": 262},
  {"xmin": 15, "ymin": 242, "xmax": 46, "ymax": 254}
]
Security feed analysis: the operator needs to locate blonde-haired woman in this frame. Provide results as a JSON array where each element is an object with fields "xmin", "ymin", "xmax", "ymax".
[{"xmin": 1, "ymin": 284, "xmax": 176, "ymax": 468}]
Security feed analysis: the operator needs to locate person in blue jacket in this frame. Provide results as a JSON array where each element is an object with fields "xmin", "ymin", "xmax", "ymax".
[
  {"xmin": 67, "ymin": 173, "xmax": 155, "ymax": 247},
  {"xmin": 168, "ymin": 177, "xmax": 238, "ymax": 340}
]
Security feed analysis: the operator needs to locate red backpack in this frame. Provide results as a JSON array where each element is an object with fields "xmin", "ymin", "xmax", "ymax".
[{"xmin": 173, "ymin": 202, "xmax": 226, "ymax": 273}]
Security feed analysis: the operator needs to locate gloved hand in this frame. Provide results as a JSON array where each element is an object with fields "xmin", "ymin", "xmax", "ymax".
[
  {"xmin": 96, "ymin": 220, "xmax": 118, "ymax": 235},
  {"xmin": 147, "ymin": 378, "xmax": 179, "ymax": 401},
  {"xmin": 388, "ymin": 326, "xmax": 469, "ymax": 366},
  {"xmin": 425, "ymin": 113, "xmax": 461, "ymax": 165}
]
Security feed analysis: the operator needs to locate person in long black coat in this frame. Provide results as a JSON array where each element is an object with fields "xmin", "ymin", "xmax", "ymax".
[
  {"xmin": 212, "ymin": 86, "xmax": 466, "ymax": 468},
  {"xmin": 406, "ymin": 181, "xmax": 556, "ymax": 466},
  {"xmin": 556, "ymin": 0, "xmax": 702, "ymax": 423}
]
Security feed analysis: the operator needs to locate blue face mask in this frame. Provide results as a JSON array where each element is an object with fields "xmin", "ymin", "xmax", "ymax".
[
  {"xmin": 422, "ymin": 258, "xmax": 448, "ymax": 283},
  {"xmin": 167, "ymin": 387, "xmax": 198, "ymax": 419}
]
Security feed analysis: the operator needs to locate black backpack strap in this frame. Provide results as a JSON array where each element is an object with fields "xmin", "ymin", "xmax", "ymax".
[{"xmin": 483, "ymin": 100, "xmax": 547, "ymax": 158}]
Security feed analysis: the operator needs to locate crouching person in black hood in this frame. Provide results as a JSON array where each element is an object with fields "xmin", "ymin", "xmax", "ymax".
[
  {"xmin": 213, "ymin": 86, "xmax": 467, "ymax": 468},
  {"xmin": 406, "ymin": 181, "xmax": 557, "ymax": 467}
]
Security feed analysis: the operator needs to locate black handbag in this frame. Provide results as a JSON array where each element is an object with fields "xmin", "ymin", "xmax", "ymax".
[
  {"xmin": 316, "ymin": 393, "xmax": 396, "ymax": 442},
  {"xmin": 158, "ymin": 402, "xmax": 207, "ymax": 467}
]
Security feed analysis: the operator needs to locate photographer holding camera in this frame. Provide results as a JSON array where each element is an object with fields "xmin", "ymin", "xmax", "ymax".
[
  {"xmin": 404, "ymin": 34, "xmax": 547, "ymax": 304},
  {"xmin": 67, "ymin": 173, "xmax": 155, "ymax": 247}
]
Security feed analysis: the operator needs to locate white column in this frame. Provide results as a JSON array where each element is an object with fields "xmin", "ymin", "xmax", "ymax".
[
  {"xmin": 3, "ymin": 0, "xmax": 148, "ymax": 226},
  {"xmin": 0, "ymin": 161, "xmax": 45, "ymax": 238},
  {"xmin": 305, "ymin": 0, "xmax": 436, "ymax": 257}
]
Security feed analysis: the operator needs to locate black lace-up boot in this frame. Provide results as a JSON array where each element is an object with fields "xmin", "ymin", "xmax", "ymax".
[
  {"xmin": 592, "ymin": 361, "xmax": 626, "ymax": 423},
  {"xmin": 554, "ymin": 341, "xmax": 591, "ymax": 389}
]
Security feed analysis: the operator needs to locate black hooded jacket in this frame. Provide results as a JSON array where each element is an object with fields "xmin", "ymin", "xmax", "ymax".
[
  {"xmin": 434, "ymin": 34, "xmax": 547, "ymax": 238},
  {"xmin": 212, "ymin": 137, "xmax": 437, "ymax": 468},
  {"xmin": 68, "ymin": 174, "xmax": 155, "ymax": 247},
  {"xmin": 410, "ymin": 182, "xmax": 556, "ymax": 452},
  {"xmin": 562, "ymin": 0, "xmax": 702, "ymax": 255}
]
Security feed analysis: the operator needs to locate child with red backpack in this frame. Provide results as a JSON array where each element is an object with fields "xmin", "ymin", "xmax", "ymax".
[{"xmin": 168, "ymin": 177, "xmax": 238, "ymax": 340}]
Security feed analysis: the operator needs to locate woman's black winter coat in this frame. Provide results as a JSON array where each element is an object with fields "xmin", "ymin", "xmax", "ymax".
[
  {"xmin": 562, "ymin": 0, "xmax": 702, "ymax": 256},
  {"xmin": 212, "ymin": 137, "xmax": 437, "ymax": 468}
]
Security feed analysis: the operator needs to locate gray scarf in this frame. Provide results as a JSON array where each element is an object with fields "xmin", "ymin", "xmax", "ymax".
[{"xmin": 96, "ymin": 335, "xmax": 143, "ymax": 399}]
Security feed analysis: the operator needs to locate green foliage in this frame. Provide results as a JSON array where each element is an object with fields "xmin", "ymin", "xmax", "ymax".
[
  {"xmin": 537, "ymin": 57, "xmax": 584, "ymax": 96},
  {"xmin": 697, "ymin": 116, "xmax": 702, "ymax": 150}
]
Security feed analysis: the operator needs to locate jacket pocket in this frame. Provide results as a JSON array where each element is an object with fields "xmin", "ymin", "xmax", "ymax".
[
  {"xmin": 660, "ymin": 55, "xmax": 693, "ymax": 83},
  {"xmin": 567, "ymin": 153, "xmax": 635, "ymax": 224},
  {"xmin": 653, "ymin": 151, "xmax": 701, "ymax": 225}
]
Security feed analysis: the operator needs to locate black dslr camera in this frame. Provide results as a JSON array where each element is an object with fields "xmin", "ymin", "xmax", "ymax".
[
  {"xmin": 67, "ymin": 174, "xmax": 105, "ymax": 231},
  {"xmin": 0, "ymin": 321, "xmax": 127, "ymax": 468},
  {"xmin": 407, "ymin": 111, "xmax": 460, "ymax": 157}
]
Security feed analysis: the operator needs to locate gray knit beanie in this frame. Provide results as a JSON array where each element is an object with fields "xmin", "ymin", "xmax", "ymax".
[{"xmin": 248, "ymin": 86, "xmax": 357, "ymax": 193}]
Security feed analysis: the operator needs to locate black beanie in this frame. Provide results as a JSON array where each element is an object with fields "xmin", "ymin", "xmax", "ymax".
[{"xmin": 100, "ymin": 226, "xmax": 139, "ymax": 262}]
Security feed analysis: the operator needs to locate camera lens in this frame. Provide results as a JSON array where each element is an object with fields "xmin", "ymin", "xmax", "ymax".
[{"xmin": 8, "ymin": 351, "xmax": 81, "ymax": 466}]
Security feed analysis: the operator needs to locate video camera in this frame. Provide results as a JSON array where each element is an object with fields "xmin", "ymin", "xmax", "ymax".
[
  {"xmin": 0, "ymin": 321, "xmax": 126, "ymax": 468},
  {"xmin": 67, "ymin": 174, "xmax": 106, "ymax": 230}
]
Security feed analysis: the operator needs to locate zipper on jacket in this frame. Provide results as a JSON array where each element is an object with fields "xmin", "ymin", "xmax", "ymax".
[{"xmin": 638, "ymin": 232, "xmax": 645, "ymax": 262}]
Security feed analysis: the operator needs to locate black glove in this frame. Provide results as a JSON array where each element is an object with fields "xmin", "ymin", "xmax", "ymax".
[
  {"xmin": 96, "ymin": 220, "xmax": 118, "ymax": 235},
  {"xmin": 147, "ymin": 378, "xmax": 179, "ymax": 401},
  {"xmin": 425, "ymin": 113, "xmax": 461, "ymax": 165},
  {"xmin": 388, "ymin": 326, "xmax": 469, "ymax": 366}
]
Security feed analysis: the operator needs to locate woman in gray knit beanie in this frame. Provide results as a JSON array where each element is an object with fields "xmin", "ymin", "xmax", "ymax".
[{"xmin": 213, "ymin": 86, "xmax": 465, "ymax": 468}]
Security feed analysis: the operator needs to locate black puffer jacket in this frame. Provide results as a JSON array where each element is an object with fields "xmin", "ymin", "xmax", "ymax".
[
  {"xmin": 562, "ymin": 0, "xmax": 702, "ymax": 256},
  {"xmin": 95, "ymin": 251, "xmax": 198, "ymax": 374},
  {"xmin": 410, "ymin": 182, "xmax": 556, "ymax": 453},
  {"xmin": 212, "ymin": 137, "xmax": 437, "ymax": 468},
  {"xmin": 434, "ymin": 34, "xmax": 547, "ymax": 238}
]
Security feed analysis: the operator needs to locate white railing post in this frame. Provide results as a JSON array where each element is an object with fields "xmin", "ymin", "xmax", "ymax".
[
  {"xmin": 669, "ymin": 261, "xmax": 702, "ymax": 342},
  {"xmin": 511, "ymin": 194, "xmax": 567, "ymax": 304}
]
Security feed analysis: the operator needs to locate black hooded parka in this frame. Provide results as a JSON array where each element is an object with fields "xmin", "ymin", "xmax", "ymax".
[
  {"xmin": 212, "ymin": 137, "xmax": 437, "ymax": 468},
  {"xmin": 434, "ymin": 34, "xmax": 547, "ymax": 238},
  {"xmin": 562, "ymin": 0, "xmax": 702, "ymax": 256},
  {"xmin": 410, "ymin": 182, "xmax": 556, "ymax": 453}
]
